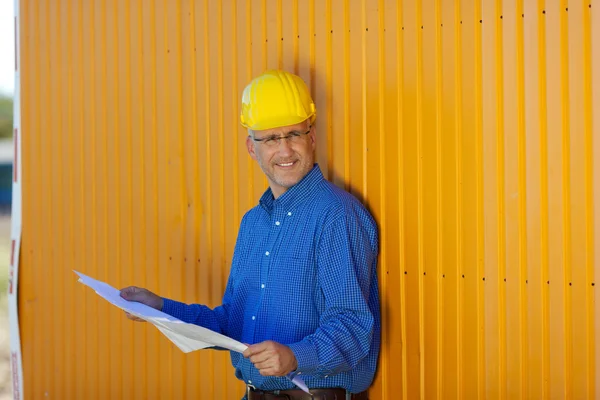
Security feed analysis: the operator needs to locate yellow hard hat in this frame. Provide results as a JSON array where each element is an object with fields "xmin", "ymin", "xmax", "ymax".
[{"xmin": 240, "ymin": 70, "xmax": 317, "ymax": 131}]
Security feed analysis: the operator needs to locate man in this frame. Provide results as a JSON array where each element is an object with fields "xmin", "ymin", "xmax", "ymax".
[{"xmin": 121, "ymin": 70, "xmax": 380, "ymax": 400}]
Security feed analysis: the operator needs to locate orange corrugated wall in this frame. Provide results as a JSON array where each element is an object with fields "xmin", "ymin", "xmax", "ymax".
[{"xmin": 16, "ymin": 0, "xmax": 599, "ymax": 398}]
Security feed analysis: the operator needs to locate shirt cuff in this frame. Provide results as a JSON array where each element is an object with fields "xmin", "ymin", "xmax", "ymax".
[
  {"xmin": 161, "ymin": 298, "xmax": 189, "ymax": 321},
  {"xmin": 288, "ymin": 339, "xmax": 320, "ymax": 374}
]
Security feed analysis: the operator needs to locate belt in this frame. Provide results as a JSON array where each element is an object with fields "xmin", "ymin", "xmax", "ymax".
[{"xmin": 246, "ymin": 386, "xmax": 369, "ymax": 400}]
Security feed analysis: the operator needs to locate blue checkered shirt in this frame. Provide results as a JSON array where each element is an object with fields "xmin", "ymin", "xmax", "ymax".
[{"xmin": 162, "ymin": 164, "xmax": 380, "ymax": 393}]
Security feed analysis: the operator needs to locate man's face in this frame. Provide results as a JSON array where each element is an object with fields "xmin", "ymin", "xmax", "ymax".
[{"xmin": 246, "ymin": 120, "xmax": 316, "ymax": 198}]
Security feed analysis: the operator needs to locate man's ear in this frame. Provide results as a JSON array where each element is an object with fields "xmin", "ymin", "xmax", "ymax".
[
  {"xmin": 246, "ymin": 135, "xmax": 258, "ymax": 160},
  {"xmin": 308, "ymin": 125, "xmax": 317, "ymax": 150}
]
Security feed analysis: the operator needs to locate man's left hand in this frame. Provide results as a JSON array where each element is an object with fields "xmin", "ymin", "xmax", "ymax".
[{"xmin": 243, "ymin": 340, "xmax": 298, "ymax": 377}]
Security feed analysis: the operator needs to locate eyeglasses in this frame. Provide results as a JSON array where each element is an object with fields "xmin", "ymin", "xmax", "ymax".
[{"xmin": 251, "ymin": 126, "xmax": 312, "ymax": 147}]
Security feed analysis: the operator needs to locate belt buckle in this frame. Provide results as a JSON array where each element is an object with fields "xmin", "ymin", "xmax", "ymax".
[{"xmin": 246, "ymin": 384, "xmax": 257, "ymax": 398}]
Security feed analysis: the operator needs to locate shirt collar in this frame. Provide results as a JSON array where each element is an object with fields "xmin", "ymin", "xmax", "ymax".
[{"xmin": 259, "ymin": 164, "xmax": 324, "ymax": 213}]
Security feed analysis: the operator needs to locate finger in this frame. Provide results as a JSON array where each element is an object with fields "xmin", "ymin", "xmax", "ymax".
[
  {"xmin": 119, "ymin": 287, "xmax": 139, "ymax": 299},
  {"xmin": 253, "ymin": 359, "xmax": 276, "ymax": 371},
  {"xmin": 244, "ymin": 343, "xmax": 265, "ymax": 358},
  {"xmin": 125, "ymin": 312, "xmax": 145, "ymax": 322},
  {"xmin": 252, "ymin": 341, "xmax": 273, "ymax": 352},
  {"xmin": 258, "ymin": 367, "xmax": 283, "ymax": 377},
  {"xmin": 242, "ymin": 348, "xmax": 253, "ymax": 358},
  {"xmin": 120, "ymin": 287, "xmax": 149, "ymax": 303},
  {"xmin": 249, "ymin": 350, "xmax": 273, "ymax": 365},
  {"xmin": 125, "ymin": 313, "xmax": 141, "ymax": 321}
]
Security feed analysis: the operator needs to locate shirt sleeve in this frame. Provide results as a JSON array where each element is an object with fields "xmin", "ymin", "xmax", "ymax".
[{"xmin": 287, "ymin": 209, "xmax": 378, "ymax": 377}]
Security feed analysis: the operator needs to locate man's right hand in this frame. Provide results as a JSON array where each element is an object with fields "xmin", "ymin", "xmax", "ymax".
[{"xmin": 119, "ymin": 286, "xmax": 164, "ymax": 322}]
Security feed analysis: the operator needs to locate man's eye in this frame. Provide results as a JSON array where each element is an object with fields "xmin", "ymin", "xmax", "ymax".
[
  {"xmin": 265, "ymin": 137, "xmax": 278, "ymax": 144},
  {"xmin": 288, "ymin": 132, "xmax": 301, "ymax": 137}
]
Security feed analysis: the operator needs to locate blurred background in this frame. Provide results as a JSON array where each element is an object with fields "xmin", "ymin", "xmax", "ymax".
[{"xmin": 0, "ymin": 0, "xmax": 15, "ymax": 397}]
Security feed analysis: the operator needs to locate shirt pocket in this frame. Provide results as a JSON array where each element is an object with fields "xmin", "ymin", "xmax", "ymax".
[{"xmin": 269, "ymin": 255, "xmax": 318, "ymax": 296}]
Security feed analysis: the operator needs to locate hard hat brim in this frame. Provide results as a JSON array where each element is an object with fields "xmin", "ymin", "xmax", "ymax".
[{"xmin": 241, "ymin": 113, "xmax": 316, "ymax": 131}]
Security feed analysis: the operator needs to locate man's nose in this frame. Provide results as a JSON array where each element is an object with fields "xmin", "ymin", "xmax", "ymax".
[{"xmin": 276, "ymin": 137, "xmax": 294, "ymax": 153}]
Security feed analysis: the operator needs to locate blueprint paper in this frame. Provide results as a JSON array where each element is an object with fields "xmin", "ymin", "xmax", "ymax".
[
  {"xmin": 74, "ymin": 271, "xmax": 310, "ymax": 393},
  {"xmin": 74, "ymin": 271, "xmax": 247, "ymax": 352}
]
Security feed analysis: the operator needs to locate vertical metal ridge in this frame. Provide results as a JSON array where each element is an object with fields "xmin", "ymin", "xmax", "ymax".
[
  {"xmin": 494, "ymin": 0, "xmax": 507, "ymax": 395},
  {"xmin": 326, "ymin": 0, "xmax": 333, "ymax": 180},
  {"xmin": 112, "ymin": 0, "xmax": 123, "ymax": 393},
  {"xmin": 149, "ymin": 0, "xmax": 161, "ymax": 394},
  {"xmin": 160, "ymin": 0, "xmax": 169, "ymax": 298},
  {"xmin": 135, "ymin": 0, "xmax": 148, "ymax": 394},
  {"xmin": 544, "ymin": 0, "xmax": 566, "ymax": 396},
  {"xmin": 32, "ymin": 3, "xmax": 42, "ymax": 393},
  {"xmin": 434, "ymin": 0, "xmax": 443, "ymax": 396},
  {"xmin": 63, "ymin": 0, "xmax": 77, "ymax": 397},
  {"xmin": 53, "ymin": 1, "xmax": 63, "ymax": 397},
  {"xmin": 176, "ymin": 3, "xmax": 187, "ymax": 395},
  {"xmin": 156, "ymin": 0, "xmax": 173, "ymax": 393},
  {"xmin": 124, "ymin": 0, "xmax": 133, "ymax": 280},
  {"xmin": 216, "ymin": 2, "xmax": 228, "ymax": 393},
  {"xmin": 202, "ymin": 0, "xmax": 215, "ymax": 393},
  {"xmin": 277, "ymin": 0, "xmax": 283, "ymax": 68},
  {"xmin": 217, "ymin": 0, "xmax": 225, "ymax": 278},
  {"xmin": 159, "ymin": 0, "xmax": 179, "ymax": 388},
  {"xmin": 65, "ymin": 0, "xmax": 76, "ymax": 395},
  {"xmin": 377, "ymin": 0, "xmax": 387, "ymax": 395},
  {"xmin": 361, "ymin": 0, "xmax": 367, "ymax": 201},
  {"xmin": 416, "ymin": 0, "xmax": 425, "ymax": 396},
  {"xmin": 124, "ymin": 2, "xmax": 135, "ymax": 394},
  {"xmin": 262, "ymin": 0, "xmax": 267, "ymax": 71},
  {"xmin": 28, "ymin": 2, "xmax": 36, "ymax": 392},
  {"xmin": 582, "ymin": 1, "xmax": 594, "ymax": 396},
  {"xmin": 537, "ymin": 0, "xmax": 550, "ymax": 397},
  {"xmin": 516, "ymin": 0, "xmax": 528, "ymax": 397},
  {"xmin": 483, "ymin": 0, "xmax": 499, "ymax": 390},
  {"xmin": 293, "ymin": 0, "xmax": 299, "ymax": 73},
  {"xmin": 245, "ymin": 0, "xmax": 253, "ymax": 209},
  {"xmin": 453, "ymin": 0, "xmax": 464, "ymax": 397},
  {"xmin": 396, "ymin": 0, "xmax": 408, "ymax": 396},
  {"xmin": 592, "ymin": 0, "xmax": 600, "ymax": 395},
  {"xmin": 230, "ymin": 0, "xmax": 239, "ymax": 241},
  {"xmin": 524, "ymin": 0, "xmax": 542, "ymax": 395},
  {"xmin": 343, "ymin": 0, "xmax": 350, "ymax": 190},
  {"xmin": 43, "ymin": 0, "xmax": 54, "ymax": 394},
  {"xmin": 188, "ymin": 0, "xmax": 201, "ymax": 395},
  {"xmin": 87, "ymin": 0, "xmax": 99, "ymax": 395},
  {"xmin": 500, "ymin": 0, "xmax": 520, "ymax": 390},
  {"xmin": 559, "ymin": 1, "xmax": 572, "ymax": 396},
  {"xmin": 565, "ymin": 0, "xmax": 589, "ymax": 397},
  {"xmin": 161, "ymin": 0, "xmax": 173, "ymax": 392},
  {"xmin": 474, "ymin": 0, "xmax": 485, "ymax": 395},
  {"xmin": 100, "ymin": 0, "xmax": 110, "ymax": 395}
]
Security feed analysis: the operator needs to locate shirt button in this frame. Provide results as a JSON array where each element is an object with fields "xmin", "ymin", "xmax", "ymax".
[
  {"xmin": 287, "ymin": 212, "xmax": 292, "ymax": 216},
  {"xmin": 261, "ymin": 284, "xmax": 265, "ymax": 289},
  {"xmin": 265, "ymin": 251, "xmax": 270, "ymax": 256},
  {"xmin": 275, "ymin": 221, "xmax": 280, "ymax": 226},
  {"xmin": 252, "ymin": 316, "xmax": 256, "ymax": 320}
]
